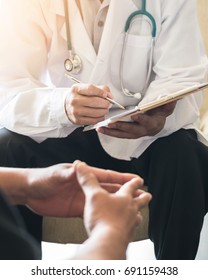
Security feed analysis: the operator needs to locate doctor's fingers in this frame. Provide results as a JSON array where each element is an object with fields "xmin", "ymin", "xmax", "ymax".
[
  {"xmin": 97, "ymin": 121, "xmax": 149, "ymax": 139},
  {"xmin": 66, "ymin": 110, "xmax": 107, "ymax": 126},
  {"xmin": 69, "ymin": 94, "xmax": 111, "ymax": 109},
  {"xmin": 131, "ymin": 114, "xmax": 166, "ymax": 136},
  {"xmin": 99, "ymin": 85, "xmax": 114, "ymax": 99},
  {"xmin": 98, "ymin": 116, "xmax": 165, "ymax": 138},
  {"xmin": 66, "ymin": 105, "xmax": 109, "ymax": 125},
  {"xmin": 71, "ymin": 83, "xmax": 111, "ymax": 99},
  {"xmin": 65, "ymin": 97, "xmax": 110, "ymax": 125},
  {"xmin": 147, "ymin": 101, "xmax": 177, "ymax": 117}
]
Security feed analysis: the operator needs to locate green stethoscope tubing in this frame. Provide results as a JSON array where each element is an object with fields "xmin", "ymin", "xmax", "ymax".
[
  {"xmin": 120, "ymin": 0, "xmax": 157, "ymax": 98},
  {"xmin": 125, "ymin": 0, "xmax": 157, "ymax": 37},
  {"xmin": 64, "ymin": 0, "xmax": 157, "ymax": 96}
]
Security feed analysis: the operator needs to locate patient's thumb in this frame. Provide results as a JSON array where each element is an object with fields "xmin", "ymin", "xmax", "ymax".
[{"xmin": 75, "ymin": 161, "xmax": 100, "ymax": 195}]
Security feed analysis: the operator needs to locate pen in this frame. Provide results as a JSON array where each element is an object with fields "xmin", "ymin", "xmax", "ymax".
[{"xmin": 64, "ymin": 73, "xmax": 125, "ymax": 110}]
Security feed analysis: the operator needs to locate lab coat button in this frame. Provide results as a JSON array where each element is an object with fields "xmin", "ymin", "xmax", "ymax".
[{"xmin": 98, "ymin": 20, "xmax": 104, "ymax": 27}]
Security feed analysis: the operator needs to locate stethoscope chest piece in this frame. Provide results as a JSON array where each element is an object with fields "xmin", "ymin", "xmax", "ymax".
[{"xmin": 64, "ymin": 51, "xmax": 82, "ymax": 74}]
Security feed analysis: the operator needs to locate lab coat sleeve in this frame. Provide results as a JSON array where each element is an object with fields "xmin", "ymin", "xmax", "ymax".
[
  {"xmin": 139, "ymin": 0, "xmax": 208, "ymax": 134},
  {"xmin": 0, "ymin": 0, "xmax": 78, "ymax": 141}
]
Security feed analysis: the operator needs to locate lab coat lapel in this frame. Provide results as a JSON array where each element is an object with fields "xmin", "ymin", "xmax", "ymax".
[
  {"xmin": 49, "ymin": 0, "xmax": 140, "ymax": 78},
  {"xmin": 49, "ymin": 0, "xmax": 64, "ymax": 16},
  {"xmin": 50, "ymin": 0, "xmax": 97, "ymax": 65}
]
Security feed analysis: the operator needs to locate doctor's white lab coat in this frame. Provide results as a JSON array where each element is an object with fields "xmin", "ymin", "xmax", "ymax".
[{"xmin": 0, "ymin": 0, "xmax": 207, "ymax": 160}]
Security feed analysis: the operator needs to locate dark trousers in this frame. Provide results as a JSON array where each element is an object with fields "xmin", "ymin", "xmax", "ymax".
[
  {"xmin": 0, "ymin": 192, "xmax": 41, "ymax": 260},
  {"xmin": 0, "ymin": 127, "xmax": 207, "ymax": 259}
]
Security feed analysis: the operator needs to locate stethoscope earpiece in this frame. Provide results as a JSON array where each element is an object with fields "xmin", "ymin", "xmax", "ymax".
[{"xmin": 123, "ymin": 88, "xmax": 142, "ymax": 100}]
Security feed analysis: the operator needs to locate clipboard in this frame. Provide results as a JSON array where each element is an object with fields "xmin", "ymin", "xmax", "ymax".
[{"xmin": 83, "ymin": 82, "xmax": 208, "ymax": 132}]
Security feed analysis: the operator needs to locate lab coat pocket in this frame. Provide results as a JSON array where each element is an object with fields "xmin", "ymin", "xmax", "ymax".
[{"xmin": 109, "ymin": 34, "xmax": 152, "ymax": 94}]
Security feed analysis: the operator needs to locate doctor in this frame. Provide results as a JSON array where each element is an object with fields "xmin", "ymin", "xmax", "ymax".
[{"xmin": 0, "ymin": 0, "xmax": 208, "ymax": 259}]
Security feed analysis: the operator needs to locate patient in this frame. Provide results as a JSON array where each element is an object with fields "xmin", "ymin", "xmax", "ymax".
[{"xmin": 0, "ymin": 161, "xmax": 151, "ymax": 260}]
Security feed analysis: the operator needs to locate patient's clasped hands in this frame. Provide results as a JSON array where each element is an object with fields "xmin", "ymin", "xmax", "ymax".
[{"xmin": 0, "ymin": 161, "xmax": 151, "ymax": 259}]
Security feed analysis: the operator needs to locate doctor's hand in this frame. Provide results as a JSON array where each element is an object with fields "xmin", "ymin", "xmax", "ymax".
[
  {"xmin": 65, "ymin": 84, "xmax": 113, "ymax": 125},
  {"xmin": 97, "ymin": 101, "xmax": 177, "ymax": 139}
]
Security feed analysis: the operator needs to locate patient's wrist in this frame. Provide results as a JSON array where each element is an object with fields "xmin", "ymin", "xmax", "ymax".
[
  {"xmin": 91, "ymin": 224, "xmax": 129, "ymax": 252},
  {"xmin": 0, "ymin": 167, "xmax": 30, "ymax": 204}
]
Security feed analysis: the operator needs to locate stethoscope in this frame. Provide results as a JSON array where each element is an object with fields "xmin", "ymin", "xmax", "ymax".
[
  {"xmin": 64, "ymin": 0, "xmax": 82, "ymax": 74},
  {"xmin": 64, "ymin": 0, "xmax": 156, "ymax": 99}
]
